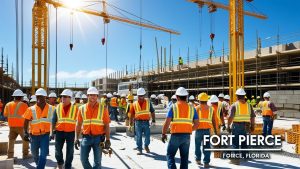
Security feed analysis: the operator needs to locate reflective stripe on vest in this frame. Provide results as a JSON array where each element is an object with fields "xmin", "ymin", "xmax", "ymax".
[
  {"xmin": 134, "ymin": 99, "xmax": 150, "ymax": 116},
  {"xmin": 171, "ymin": 103, "xmax": 194, "ymax": 125},
  {"xmin": 233, "ymin": 102, "xmax": 251, "ymax": 122},
  {"xmin": 81, "ymin": 104, "xmax": 104, "ymax": 126},
  {"xmin": 31, "ymin": 105, "xmax": 53, "ymax": 125},
  {"xmin": 57, "ymin": 103, "xmax": 77, "ymax": 124},
  {"xmin": 8, "ymin": 102, "xmax": 23, "ymax": 118},
  {"xmin": 217, "ymin": 101, "xmax": 222, "ymax": 120},
  {"xmin": 262, "ymin": 101, "xmax": 273, "ymax": 116},
  {"xmin": 198, "ymin": 106, "xmax": 213, "ymax": 124}
]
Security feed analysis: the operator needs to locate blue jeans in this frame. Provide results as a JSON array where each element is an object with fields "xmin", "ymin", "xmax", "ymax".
[
  {"xmin": 262, "ymin": 116, "xmax": 273, "ymax": 136},
  {"xmin": 167, "ymin": 133, "xmax": 190, "ymax": 169},
  {"xmin": 232, "ymin": 123, "xmax": 248, "ymax": 158},
  {"xmin": 135, "ymin": 120, "xmax": 150, "ymax": 151},
  {"xmin": 55, "ymin": 131, "xmax": 75, "ymax": 169},
  {"xmin": 80, "ymin": 135, "xmax": 104, "ymax": 169},
  {"xmin": 195, "ymin": 129, "xmax": 211, "ymax": 164},
  {"xmin": 31, "ymin": 134, "xmax": 50, "ymax": 169},
  {"xmin": 110, "ymin": 107, "xmax": 119, "ymax": 122}
]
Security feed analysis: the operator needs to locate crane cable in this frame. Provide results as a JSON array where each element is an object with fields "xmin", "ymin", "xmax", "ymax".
[
  {"xmin": 139, "ymin": 0, "xmax": 143, "ymax": 73},
  {"xmin": 69, "ymin": 11, "xmax": 74, "ymax": 50},
  {"xmin": 209, "ymin": 2, "xmax": 216, "ymax": 59}
]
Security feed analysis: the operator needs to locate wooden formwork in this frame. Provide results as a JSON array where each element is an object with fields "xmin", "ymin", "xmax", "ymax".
[
  {"xmin": 214, "ymin": 151, "xmax": 222, "ymax": 158},
  {"xmin": 287, "ymin": 131, "xmax": 297, "ymax": 144},
  {"xmin": 292, "ymin": 124, "xmax": 300, "ymax": 133},
  {"xmin": 296, "ymin": 133, "xmax": 300, "ymax": 154}
]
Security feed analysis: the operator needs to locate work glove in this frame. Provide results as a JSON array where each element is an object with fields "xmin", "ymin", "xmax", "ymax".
[
  {"xmin": 24, "ymin": 132, "xmax": 30, "ymax": 142},
  {"xmin": 104, "ymin": 140, "xmax": 111, "ymax": 149},
  {"xmin": 49, "ymin": 134, "xmax": 55, "ymax": 141},
  {"xmin": 222, "ymin": 124, "xmax": 226, "ymax": 131},
  {"xmin": 74, "ymin": 140, "xmax": 80, "ymax": 150},
  {"xmin": 161, "ymin": 134, "xmax": 167, "ymax": 143},
  {"xmin": 227, "ymin": 126, "xmax": 232, "ymax": 134}
]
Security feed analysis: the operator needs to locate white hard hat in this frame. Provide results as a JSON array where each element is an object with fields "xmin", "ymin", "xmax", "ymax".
[
  {"xmin": 189, "ymin": 95, "xmax": 195, "ymax": 100},
  {"xmin": 113, "ymin": 92, "xmax": 117, "ymax": 95},
  {"xmin": 12, "ymin": 89, "xmax": 24, "ymax": 97},
  {"xmin": 263, "ymin": 92, "xmax": 271, "ymax": 98},
  {"xmin": 107, "ymin": 93, "xmax": 113, "ymax": 98},
  {"xmin": 35, "ymin": 88, "xmax": 47, "ymax": 97},
  {"xmin": 61, "ymin": 89, "xmax": 73, "ymax": 98},
  {"xmin": 218, "ymin": 93, "xmax": 225, "ymax": 98},
  {"xmin": 23, "ymin": 96, "xmax": 29, "ymax": 102},
  {"xmin": 102, "ymin": 93, "xmax": 107, "ymax": 96},
  {"xmin": 150, "ymin": 94, "xmax": 156, "ymax": 99},
  {"xmin": 81, "ymin": 94, "xmax": 88, "ymax": 99},
  {"xmin": 87, "ymin": 87, "xmax": 99, "ymax": 95},
  {"xmin": 235, "ymin": 88, "xmax": 246, "ymax": 96},
  {"xmin": 48, "ymin": 92, "xmax": 57, "ymax": 98},
  {"xmin": 137, "ymin": 88, "xmax": 146, "ymax": 96},
  {"xmin": 30, "ymin": 95, "xmax": 37, "ymax": 102},
  {"xmin": 171, "ymin": 95, "xmax": 177, "ymax": 100},
  {"xmin": 75, "ymin": 92, "xmax": 81, "ymax": 99},
  {"xmin": 121, "ymin": 94, "xmax": 126, "ymax": 98},
  {"xmin": 175, "ymin": 87, "xmax": 188, "ymax": 96},
  {"xmin": 224, "ymin": 95, "xmax": 230, "ymax": 100},
  {"xmin": 209, "ymin": 95, "xmax": 219, "ymax": 103}
]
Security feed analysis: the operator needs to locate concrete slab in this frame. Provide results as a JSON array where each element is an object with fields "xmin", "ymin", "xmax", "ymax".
[
  {"xmin": 0, "ymin": 156, "xmax": 13, "ymax": 169},
  {"xmin": 294, "ymin": 90, "xmax": 300, "ymax": 95}
]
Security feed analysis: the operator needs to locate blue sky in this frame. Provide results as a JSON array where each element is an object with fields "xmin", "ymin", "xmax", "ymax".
[{"xmin": 1, "ymin": 0, "xmax": 300, "ymax": 87}]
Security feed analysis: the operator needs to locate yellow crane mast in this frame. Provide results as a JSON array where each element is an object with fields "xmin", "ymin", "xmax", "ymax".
[
  {"xmin": 31, "ymin": 0, "xmax": 180, "ymax": 94},
  {"xmin": 188, "ymin": 0, "xmax": 267, "ymax": 102}
]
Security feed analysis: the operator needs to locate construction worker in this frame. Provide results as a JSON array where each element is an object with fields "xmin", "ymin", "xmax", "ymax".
[
  {"xmin": 100, "ymin": 93, "xmax": 107, "ymax": 105},
  {"xmin": 74, "ymin": 92, "xmax": 82, "ymax": 108},
  {"xmin": 110, "ymin": 92, "xmax": 119, "ymax": 122},
  {"xmin": 118, "ymin": 94, "xmax": 127, "ymax": 121},
  {"xmin": 210, "ymin": 95, "xmax": 225, "ymax": 134},
  {"xmin": 189, "ymin": 95, "xmax": 198, "ymax": 107},
  {"xmin": 30, "ymin": 95, "xmax": 37, "ymax": 106},
  {"xmin": 22, "ymin": 95, "xmax": 29, "ymax": 106},
  {"xmin": 261, "ymin": 92, "xmax": 277, "ymax": 137},
  {"xmin": 50, "ymin": 89, "xmax": 77, "ymax": 169},
  {"xmin": 48, "ymin": 92, "xmax": 57, "ymax": 106},
  {"xmin": 81, "ymin": 94, "xmax": 88, "ymax": 104},
  {"xmin": 218, "ymin": 93, "xmax": 227, "ymax": 121},
  {"xmin": 75, "ymin": 87, "xmax": 111, "ymax": 169},
  {"xmin": 178, "ymin": 56, "xmax": 183, "ymax": 69},
  {"xmin": 0, "ymin": 98, "xmax": 5, "ymax": 121},
  {"xmin": 162, "ymin": 87, "xmax": 199, "ymax": 169},
  {"xmin": 251, "ymin": 95, "xmax": 257, "ymax": 107},
  {"xmin": 256, "ymin": 96, "xmax": 261, "ymax": 106},
  {"xmin": 223, "ymin": 95, "xmax": 230, "ymax": 117},
  {"xmin": 126, "ymin": 94, "xmax": 134, "ymax": 126},
  {"xmin": 4, "ymin": 89, "xmax": 30, "ymax": 159},
  {"xmin": 23, "ymin": 88, "xmax": 55, "ymax": 169},
  {"xmin": 194, "ymin": 93, "xmax": 216, "ymax": 167},
  {"xmin": 246, "ymin": 96, "xmax": 250, "ymax": 104},
  {"xmin": 150, "ymin": 94, "xmax": 156, "ymax": 104},
  {"xmin": 129, "ymin": 88, "xmax": 156, "ymax": 155},
  {"xmin": 227, "ymin": 88, "xmax": 255, "ymax": 164},
  {"xmin": 167, "ymin": 95, "xmax": 177, "ymax": 109}
]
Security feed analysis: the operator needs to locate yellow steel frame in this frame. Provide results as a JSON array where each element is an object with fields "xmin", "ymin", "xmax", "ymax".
[{"xmin": 31, "ymin": 0, "xmax": 180, "ymax": 94}]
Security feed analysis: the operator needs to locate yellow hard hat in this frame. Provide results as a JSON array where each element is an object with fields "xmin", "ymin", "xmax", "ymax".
[
  {"xmin": 245, "ymin": 96, "xmax": 247, "ymax": 99},
  {"xmin": 127, "ymin": 94, "xmax": 133, "ymax": 101},
  {"xmin": 251, "ymin": 95, "xmax": 254, "ymax": 98},
  {"xmin": 208, "ymin": 95, "xmax": 211, "ymax": 99},
  {"xmin": 198, "ymin": 93, "xmax": 208, "ymax": 101}
]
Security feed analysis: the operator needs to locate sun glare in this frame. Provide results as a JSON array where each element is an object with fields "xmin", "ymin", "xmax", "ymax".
[{"xmin": 61, "ymin": 0, "xmax": 83, "ymax": 9}]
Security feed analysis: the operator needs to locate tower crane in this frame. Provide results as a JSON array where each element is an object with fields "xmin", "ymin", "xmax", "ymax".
[
  {"xmin": 188, "ymin": 0, "xmax": 267, "ymax": 102},
  {"xmin": 31, "ymin": 0, "xmax": 180, "ymax": 94}
]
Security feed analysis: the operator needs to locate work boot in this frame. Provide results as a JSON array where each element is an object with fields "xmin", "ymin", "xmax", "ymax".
[
  {"xmin": 204, "ymin": 163, "xmax": 210, "ymax": 168},
  {"xmin": 57, "ymin": 164, "xmax": 63, "ymax": 169},
  {"xmin": 133, "ymin": 147, "xmax": 138, "ymax": 150},
  {"xmin": 144, "ymin": 146, "xmax": 150, "ymax": 153},
  {"xmin": 22, "ymin": 154, "xmax": 32, "ymax": 159},
  {"xmin": 195, "ymin": 160, "xmax": 202, "ymax": 165},
  {"xmin": 137, "ymin": 150, "xmax": 142, "ymax": 155}
]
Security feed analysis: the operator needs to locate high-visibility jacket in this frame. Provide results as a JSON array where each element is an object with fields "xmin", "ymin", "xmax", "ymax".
[
  {"xmin": 233, "ymin": 102, "xmax": 251, "ymax": 122},
  {"xmin": 119, "ymin": 98, "xmax": 127, "ymax": 109},
  {"xmin": 80, "ymin": 103, "xmax": 107, "ymax": 135},
  {"xmin": 261, "ymin": 101, "xmax": 273, "ymax": 116},
  {"xmin": 55, "ymin": 103, "xmax": 78, "ymax": 132},
  {"xmin": 170, "ymin": 102, "xmax": 194, "ymax": 134},
  {"xmin": 217, "ymin": 101, "xmax": 223, "ymax": 123},
  {"xmin": 196, "ymin": 104, "xmax": 213, "ymax": 129},
  {"xmin": 25, "ymin": 104, "xmax": 54, "ymax": 135},
  {"xmin": 4, "ymin": 101, "xmax": 28, "ymax": 127},
  {"xmin": 100, "ymin": 97, "xmax": 107, "ymax": 105},
  {"xmin": 132, "ymin": 99, "xmax": 151, "ymax": 120},
  {"xmin": 74, "ymin": 102, "xmax": 82, "ymax": 108},
  {"xmin": 110, "ymin": 97, "xmax": 118, "ymax": 107},
  {"xmin": 251, "ymin": 99, "xmax": 257, "ymax": 107}
]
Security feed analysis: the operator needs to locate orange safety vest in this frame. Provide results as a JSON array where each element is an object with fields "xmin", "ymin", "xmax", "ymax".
[
  {"xmin": 55, "ymin": 103, "xmax": 77, "ymax": 132},
  {"xmin": 170, "ymin": 102, "xmax": 194, "ymax": 134},
  {"xmin": 233, "ymin": 102, "xmax": 251, "ymax": 122},
  {"xmin": 0, "ymin": 101, "xmax": 3, "ymax": 112},
  {"xmin": 133, "ymin": 99, "xmax": 151, "ymax": 120},
  {"xmin": 261, "ymin": 101, "xmax": 273, "ymax": 116},
  {"xmin": 81, "ymin": 103, "xmax": 106, "ymax": 135},
  {"xmin": 197, "ymin": 105, "xmax": 213, "ymax": 129},
  {"xmin": 30, "ymin": 104, "xmax": 54, "ymax": 135},
  {"xmin": 119, "ymin": 98, "xmax": 127, "ymax": 109},
  {"xmin": 110, "ymin": 97, "xmax": 118, "ymax": 107},
  {"xmin": 4, "ymin": 101, "xmax": 28, "ymax": 127}
]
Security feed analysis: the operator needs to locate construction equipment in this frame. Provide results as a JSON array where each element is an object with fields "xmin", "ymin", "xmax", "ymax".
[
  {"xmin": 31, "ymin": 0, "xmax": 180, "ymax": 94},
  {"xmin": 188, "ymin": 0, "xmax": 267, "ymax": 102}
]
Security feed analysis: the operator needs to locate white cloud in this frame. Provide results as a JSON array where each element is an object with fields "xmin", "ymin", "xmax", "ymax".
[{"xmin": 50, "ymin": 68, "xmax": 115, "ymax": 80}]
